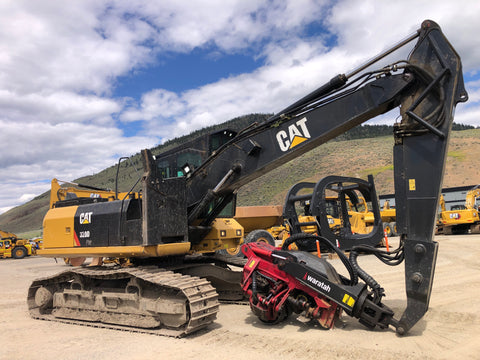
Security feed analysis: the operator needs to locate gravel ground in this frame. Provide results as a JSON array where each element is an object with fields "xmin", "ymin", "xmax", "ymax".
[{"xmin": 1, "ymin": 234, "xmax": 479, "ymax": 360}]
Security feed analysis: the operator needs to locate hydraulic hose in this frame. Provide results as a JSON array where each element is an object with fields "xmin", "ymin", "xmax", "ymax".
[
  {"xmin": 349, "ymin": 250, "xmax": 384, "ymax": 300},
  {"xmin": 282, "ymin": 234, "xmax": 358, "ymax": 285},
  {"xmin": 349, "ymin": 240, "xmax": 405, "ymax": 301}
]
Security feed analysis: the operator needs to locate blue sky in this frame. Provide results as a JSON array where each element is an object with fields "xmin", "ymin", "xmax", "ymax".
[
  {"xmin": 114, "ymin": 51, "xmax": 261, "ymax": 96},
  {"xmin": 1, "ymin": 0, "xmax": 480, "ymax": 214}
]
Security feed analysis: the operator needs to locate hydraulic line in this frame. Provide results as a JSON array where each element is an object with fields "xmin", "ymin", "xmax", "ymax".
[
  {"xmin": 281, "ymin": 234, "xmax": 357, "ymax": 285},
  {"xmin": 349, "ymin": 240, "xmax": 405, "ymax": 300}
]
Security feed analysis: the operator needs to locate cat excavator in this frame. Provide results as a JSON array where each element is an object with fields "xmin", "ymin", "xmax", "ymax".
[
  {"xmin": 28, "ymin": 20, "xmax": 467, "ymax": 337},
  {"xmin": 437, "ymin": 185, "xmax": 480, "ymax": 234}
]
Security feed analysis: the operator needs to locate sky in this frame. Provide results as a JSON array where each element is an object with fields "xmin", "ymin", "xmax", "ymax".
[{"xmin": 1, "ymin": 0, "xmax": 480, "ymax": 215}]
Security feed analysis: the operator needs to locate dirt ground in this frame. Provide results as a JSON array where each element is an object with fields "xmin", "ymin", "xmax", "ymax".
[{"xmin": 1, "ymin": 234, "xmax": 479, "ymax": 360}]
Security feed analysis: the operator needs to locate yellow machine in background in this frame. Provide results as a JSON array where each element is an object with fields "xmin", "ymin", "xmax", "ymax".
[
  {"xmin": 437, "ymin": 186, "xmax": 480, "ymax": 234},
  {"xmin": 0, "ymin": 230, "xmax": 36, "ymax": 259},
  {"xmin": 229, "ymin": 191, "xmax": 396, "ymax": 256},
  {"xmin": 321, "ymin": 195, "xmax": 397, "ymax": 238},
  {"xmin": 360, "ymin": 200, "xmax": 397, "ymax": 237},
  {"xmin": 49, "ymin": 178, "xmax": 135, "ymax": 208},
  {"xmin": 228, "ymin": 204, "xmax": 339, "ymax": 255}
]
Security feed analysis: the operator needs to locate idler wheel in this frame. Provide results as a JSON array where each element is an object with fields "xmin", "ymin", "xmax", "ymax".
[{"xmin": 35, "ymin": 286, "xmax": 53, "ymax": 310}]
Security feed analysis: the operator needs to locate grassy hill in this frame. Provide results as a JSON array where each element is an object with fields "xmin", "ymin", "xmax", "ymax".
[
  {"xmin": 238, "ymin": 128, "xmax": 480, "ymax": 206},
  {"xmin": 1, "ymin": 117, "xmax": 479, "ymax": 237}
]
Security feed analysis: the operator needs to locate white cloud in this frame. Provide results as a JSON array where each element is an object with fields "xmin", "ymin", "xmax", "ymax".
[
  {"xmin": 326, "ymin": 0, "xmax": 480, "ymax": 74},
  {"xmin": 1, "ymin": 119, "xmax": 157, "ymax": 175},
  {"xmin": 454, "ymin": 107, "xmax": 480, "ymax": 127},
  {"xmin": 1, "ymin": 0, "xmax": 480, "ymax": 215},
  {"xmin": 121, "ymin": 1, "xmax": 480, "ymax": 138},
  {"xmin": 0, "ymin": 119, "xmax": 157, "ymax": 214},
  {"xmin": 0, "ymin": 90, "xmax": 121, "ymax": 125},
  {"xmin": 121, "ymin": 89, "xmax": 185, "ymax": 122},
  {"xmin": 19, "ymin": 194, "xmax": 36, "ymax": 202},
  {"xmin": 130, "ymin": 0, "xmax": 329, "ymax": 52}
]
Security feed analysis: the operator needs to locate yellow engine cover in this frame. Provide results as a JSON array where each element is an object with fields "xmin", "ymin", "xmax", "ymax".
[{"xmin": 192, "ymin": 218, "xmax": 244, "ymax": 253}]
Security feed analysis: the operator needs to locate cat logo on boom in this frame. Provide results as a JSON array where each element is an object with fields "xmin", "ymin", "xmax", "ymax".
[{"xmin": 276, "ymin": 117, "xmax": 311, "ymax": 152}]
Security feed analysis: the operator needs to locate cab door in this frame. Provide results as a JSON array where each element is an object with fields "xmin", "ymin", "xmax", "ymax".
[{"xmin": 0, "ymin": 240, "xmax": 11, "ymax": 258}]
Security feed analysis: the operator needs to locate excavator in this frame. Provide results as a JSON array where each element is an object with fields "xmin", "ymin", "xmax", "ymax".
[
  {"xmin": 437, "ymin": 186, "xmax": 480, "ymax": 234},
  {"xmin": 28, "ymin": 20, "xmax": 467, "ymax": 337}
]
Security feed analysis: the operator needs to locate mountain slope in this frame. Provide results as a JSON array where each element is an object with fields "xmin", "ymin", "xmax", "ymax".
[{"xmin": 238, "ymin": 128, "xmax": 480, "ymax": 207}]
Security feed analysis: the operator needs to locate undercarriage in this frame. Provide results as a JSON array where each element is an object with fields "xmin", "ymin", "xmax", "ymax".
[{"xmin": 28, "ymin": 266, "xmax": 220, "ymax": 337}]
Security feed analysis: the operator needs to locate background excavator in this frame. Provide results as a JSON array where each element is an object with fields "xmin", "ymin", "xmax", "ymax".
[
  {"xmin": 28, "ymin": 20, "xmax": 467, "ymax": 337},
  {"xmin": 437, "ymin": 185, "xmax": 480, "ymax": 234}
]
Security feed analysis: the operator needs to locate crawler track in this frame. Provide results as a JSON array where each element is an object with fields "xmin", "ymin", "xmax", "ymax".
[{"xmin": 28, "ymin": 266, "xmax": 219, "ymax": 337}]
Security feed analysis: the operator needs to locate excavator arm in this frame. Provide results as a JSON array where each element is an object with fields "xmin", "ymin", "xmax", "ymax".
[
  {"xmin": 390, "ymin": 21, "xmax": 467, "ymax": 334},
  {"xmin": 178, "ymin": 20, "xmax": 467, "ymax": 334},
  {"xmin": 465, "ymin": 186, "xmax": 480, "ymax": 209},
  {"xmin": 185, "ymin": 20, "xmax": 466, "ymax": 218}
]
